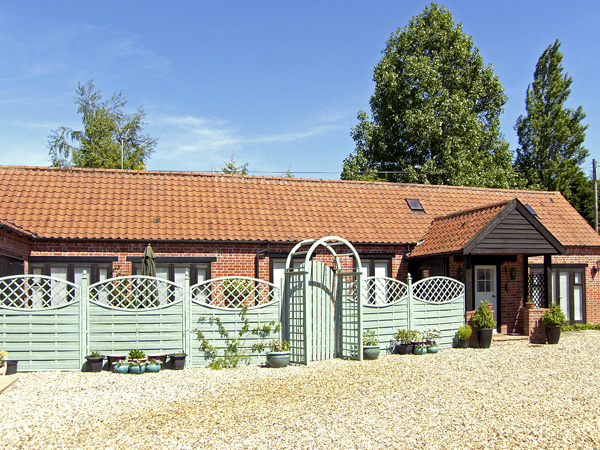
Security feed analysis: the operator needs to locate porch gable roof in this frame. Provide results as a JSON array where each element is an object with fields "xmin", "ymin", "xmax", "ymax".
[{"xmin": 408, "ymin": 199, "xmax": 566, "ymax": 258}]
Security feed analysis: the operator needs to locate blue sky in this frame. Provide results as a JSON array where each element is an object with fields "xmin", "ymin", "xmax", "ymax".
[{"xmin": 1, "ymin": 1, "xmax": 599, "ymax": 179}]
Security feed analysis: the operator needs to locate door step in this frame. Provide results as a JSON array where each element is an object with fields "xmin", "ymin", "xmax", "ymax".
[{"xmin": 492, "ymin": 333, "xmax": 529, "ymax": 343}]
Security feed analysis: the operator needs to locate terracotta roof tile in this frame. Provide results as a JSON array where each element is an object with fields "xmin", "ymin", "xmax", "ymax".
[{"xmin": 0, "ymin": 165, "xmax": 599, "ymax": 247}]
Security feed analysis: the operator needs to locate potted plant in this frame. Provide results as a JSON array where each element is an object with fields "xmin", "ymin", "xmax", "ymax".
[
  {"xmin": 85, "ymin": 350, "xmax": 105, "ymax": 372},
  {"xmin": 472, "ymin": 301, "xmax": 496, "ymax": 349},
  {"xmin": 525, "ymin": 299, "xmax": 535, "ymax": 310},
  {"xmin": 146, "ymin": 358, "xmax": 161, "ymax": 373},
  {"xmin": 106, "ymin": 354, "xmax": 127, "ymax": 371},
  {"xmin": 542, "ymin": 302, "xmax": 566, "ymax": 344},
  {"xmin": 113, "ymin": 358, "xmax": 130, "ymax": 374},
  {"xmin": 425, "ymin": 328, "xmax": 441, "ymax": 353},
  {"xmin": 128, "ymin": 359, "xmax": 146, "ymax": 374},
  {"xmin": 413, "ymin": 340, "xmax": 427, "ymax": 355},
  {"xmin": 457, "ymin": 324, "xmax": 472, "ymax": 348},
  {"xmin": 265, "ymin": 340, "xmax": 291, "ymax": 368},
  {"xmin": 127, "ymin": 349, "xmax": 147, "ymax": 374},
  {"xmin": 363, "ymin": 329, "xmax": 380, "ymax": 360},
  {"xmin": 169, "ymin": 351, "xmax": 187, "ymax": 370},
  {"xmin": 393, "ymin": 329, "xmax": 418, "ymax": 355}
]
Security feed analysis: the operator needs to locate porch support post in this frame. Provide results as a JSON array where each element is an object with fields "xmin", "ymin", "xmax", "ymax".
[
  {"xmin": 523, "ymin": 255, "xmax": 529, "ymax": 306},
  {"xmin": 464, "ymin": 255, "xmax": 473, "ymax": 311},
  {"xmin": 543, "ymin": 254, "xmax": 552, "ymax": 308}
]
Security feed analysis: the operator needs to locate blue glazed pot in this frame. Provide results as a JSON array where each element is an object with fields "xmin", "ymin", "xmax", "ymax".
[
  {"xmin": 413, "ymin": 347, "xmax": 427, "ymax": 355},
  {"xmin": 427, "ymin": 344, "xmax": 439, "ymax": 353},
  {"xmin": 363, "ymin": 346, "xmax": 380, "ymax": 360},
  {"xmin": 266, "ymin": 352, "xmax": 290, "ymax": 368},
  {"xmin": 129, "ymin": 364, "xmax": 146, "ymax": 374},
  {"xmin": 146, "ymin": 363, "xmax": 161, "ymax": 373},
  {"xmin": 113, "ymin": 364, "xmax": 129, "ymax": 374}
]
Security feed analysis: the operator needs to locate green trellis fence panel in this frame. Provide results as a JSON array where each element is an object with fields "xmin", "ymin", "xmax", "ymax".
[
  {"xmin": 189, "ymin": 277, "xmax": 281, "ymax": 367},
  {"xmin": 363, "ymin": 275, "xmax": 465, "ymax": 351},
  {"xmin": 0, "ymin": 275, "xmax": 82, "ymax": 371}
]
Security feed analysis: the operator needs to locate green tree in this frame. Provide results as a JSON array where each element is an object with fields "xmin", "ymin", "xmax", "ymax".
[
  {"xmin": 221, "ymin": 155, "xmax": 249, "ymax": 175},
  {"xmin": 342, "ymin": 3, "xmax": 516, "ymax": 188},
  {"xmin": 49, "ymin": 80, "xmax": 156, "ymax": 170},
  {"xmin": 515, "ymin": 40, "xmax": 589, "ymax": 204}
]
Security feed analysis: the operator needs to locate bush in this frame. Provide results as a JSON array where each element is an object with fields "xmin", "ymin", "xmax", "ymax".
[
  {"xmin": 562, "ymin": 323, "xmax": 600, "ymax": 332},
  {"xmin": 128, "ymin": 349, "xmax": 146, "ymax": 360},
  {"xmin": 472, "ymin": 301, "xmax": 496, "ymax": 329},
  {"xmin": 457, "ymin": 324, "xmax": 472, "ymax": 341},
  {"xmin": 393, "ymin": 329, "xmax": 419, "ymax": 344},
  {"xmin": 363, "ymin": 329, "xmax": 379, "ymax": 346},
  {"xmin": 542, "ymin": 302, "xmax": 566, "ymax": 326}
]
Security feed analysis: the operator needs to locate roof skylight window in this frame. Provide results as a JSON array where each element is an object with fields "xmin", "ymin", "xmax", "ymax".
[
  {"xmin": 406, "ymin": 198, "xmax": 425, "ymax": 213},
  {"xmin": 524, "ymin": 204, "xmax": 538, "ymax": 216}
]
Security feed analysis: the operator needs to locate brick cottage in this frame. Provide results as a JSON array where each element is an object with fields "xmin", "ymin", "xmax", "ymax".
[{"xmin": 1, "ymin": 165, "xmax": 599, "ymax": 335}]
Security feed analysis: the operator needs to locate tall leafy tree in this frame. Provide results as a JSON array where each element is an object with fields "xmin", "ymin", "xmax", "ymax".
[
  {"xmin": 342, "ymin": 3, "xmax": 516, "ymax": 188},
  {"xmin": 49, "ymin": 80, "xmax": 156, "ymax": 170},
  {"xmin": 515, "ymin": 40, "xmax": 589, "ymax": 205}
]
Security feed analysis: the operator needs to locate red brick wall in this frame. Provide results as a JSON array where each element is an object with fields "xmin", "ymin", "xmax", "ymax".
[
  {"xmin": 522, "ymin": 307, "xmax": 548, "ymax": 344},
  {"xmin": 25, "ymin": 239, "xmax": 410, "ymax": 282},
  {"xmin": 0, "ymin": 229, "xmax": 30, "ymax": 269}
]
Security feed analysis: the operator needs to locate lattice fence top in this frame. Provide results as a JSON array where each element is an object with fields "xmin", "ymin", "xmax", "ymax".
[
  {"xmin": 191, "ymin": 277, "xmax": 279, "ymax": 309},
  {"xmin": 89, "ymin": 276, "xmax": 182, "ymax": 309},
  {"xmin": 412, "ymin": 276, "xmax": 464, "ymax": 303},
  {"xmin": 0, "ymin": 275, "xmax": 79, "ymax": 309},
  {"xmin": 362, "ymin": 276, "xmax": 408, "ymax": 306}
]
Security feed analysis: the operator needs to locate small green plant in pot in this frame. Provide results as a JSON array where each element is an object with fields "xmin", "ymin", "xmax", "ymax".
[
  {"xmin": 542, "ymin": 302, "xmax": 566, "ymax": 345},
  {"xmin": 85, "ymin": 350, "xmax": 105, "ymax": 372},
  {"xmin": 264, "ymin": 340, "xmax": 291, "ymax": 368},
  {"xmin": 457, "ymin": 324, "xmax": 472, "ymax": 348},
  {"xmin": 472, "ymin": 301, "xmax": 496, "ymax": 349},
  {"xmin": 393, "ymin": 329, "xmax": 419, "ymax": 354},
  {"xmin": 363, "ymin": 329, "xmax": 380, "ymax": 360}
]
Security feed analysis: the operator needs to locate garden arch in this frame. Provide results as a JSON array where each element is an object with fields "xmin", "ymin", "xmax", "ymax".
[{"xmin": 283, "ymin": 236, "xmax": 362, "ymax": 365}]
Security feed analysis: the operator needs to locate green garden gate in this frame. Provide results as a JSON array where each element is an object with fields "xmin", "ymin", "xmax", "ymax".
[{"xmin": 283, "ymin": 236, "xmax": 362, "ymax": 365}]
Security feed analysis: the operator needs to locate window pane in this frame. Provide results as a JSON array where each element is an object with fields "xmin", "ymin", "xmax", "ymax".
[
  {"xmin": 574, "ymin": 272, "xmax": 582, "ymax": 285},
  {"xmin": 559, "ymin": 272, "xmax": 569, "ymax": 322},
  {"xmin": 374, "ymin": 261, "xmax": 389, "ymax": 278},
  {"xmin": 574, "ymin": 284, "xmax": 583, "ymax": 321},
  {"xmin": 272, "ymin": 261, "xmax": 286, "ymax": 292},
  {"xmin": 174, "ymin": 267, "xmax": 187, "ymax": 286},
  {"xmin": 196, "ymin": 267, "xmax": 207, "ymax": 283},
  {"xmin": 361, "ymin": 261, "xmax": 371, "ymax": 277},
  {"xmin": 156, "ymin": 266, "xmax": 169, "ymax": 281}
]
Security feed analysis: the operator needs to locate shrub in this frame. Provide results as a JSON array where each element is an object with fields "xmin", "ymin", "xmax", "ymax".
[
  {"xmin": 457, "ymin": 324, "xmax": 472, "ymax": 341},
  {"xmin": 472, "ymin": 301, "xmax": 496, "ymax": 329},
  {"xmin": 393, "ymin": 329, "xmax": 419, "ymax": 344},
  {"xmin": 542, "ymin": 302, "xmax": 566, "ymax": 326},
  {"xmin": 88, "ymin": 350, "xmax": 102, "ymax": 358},
  {"xmin": 363, "ymin": 329, "xmax": 379, "ymax": 346},
  {"xmin": 128, "ymin": 349, "xmax": 146, "ymax": 360}
]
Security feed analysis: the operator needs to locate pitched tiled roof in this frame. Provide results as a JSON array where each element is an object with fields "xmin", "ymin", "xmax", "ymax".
[
  {"xmin": 409, "ymin": 202, "xmax": 508, "ymax": 258},
  {"xmin": 0, "ymin": 165, "xmax": 599, "ymax": 247}
]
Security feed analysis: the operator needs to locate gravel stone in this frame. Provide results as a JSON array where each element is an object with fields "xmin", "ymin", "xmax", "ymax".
[{"xmin": 2, "ymin": 333, "xmax": 600, "ymax": 449}]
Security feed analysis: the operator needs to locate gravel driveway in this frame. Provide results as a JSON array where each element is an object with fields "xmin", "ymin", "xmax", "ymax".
[{"xmin": 2, "ymin": 333, "xmax": 599, "ymax": 449}]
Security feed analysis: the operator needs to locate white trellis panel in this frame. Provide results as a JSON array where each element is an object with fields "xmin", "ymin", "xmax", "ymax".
[{"xmin": 338, "ymin": 271, "xmax": 362, "ymax": 361}]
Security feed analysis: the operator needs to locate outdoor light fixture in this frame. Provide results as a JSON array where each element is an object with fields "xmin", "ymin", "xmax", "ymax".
[{"xmin": 592, "ymin": 260, "xmax": 600, "ymax": 276}]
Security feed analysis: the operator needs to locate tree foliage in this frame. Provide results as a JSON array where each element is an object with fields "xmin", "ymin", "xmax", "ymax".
[
  {"xmin": 221, "ymin": 155, "xmax": 249, "ymax": 175},
  {"xmin": 342, "ymin": 3, "xmax": 516, "ymax": 188},
  {"xmin": 515, "ymin": 40, "xmax": 589, "ymax": 205},
  {"xmin": 48, "ymin": 80, "xmax": 156, "ymax": 170}
]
